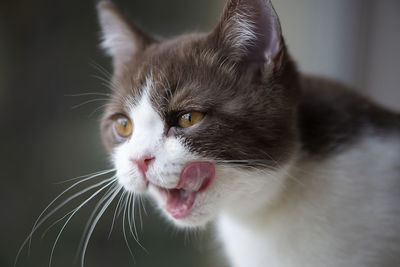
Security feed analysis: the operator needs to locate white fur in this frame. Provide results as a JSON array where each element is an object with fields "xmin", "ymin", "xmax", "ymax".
[
  {"xmin": 227, "ymin": 12, "xmax": 256, "ymax": 50},
  {"xmin": 218, "ymin": 134, "xmax": 400, "ymax": 267},
  {"xmin": 222, "ymin": 9, "xmax": 257, "ymax": 61},
  {"xmin": 113, "ymin": 80, "xmax": 189, "ymax": 193}
]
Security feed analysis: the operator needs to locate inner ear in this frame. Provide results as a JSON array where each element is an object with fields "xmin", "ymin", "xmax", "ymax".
[
  {"xmin": 97, "ymin": 1, "xmax": 155, "ymax": 72},
  {"xmin": 210, "ymin": 0, "xmax": 284, "ymax": 71}
]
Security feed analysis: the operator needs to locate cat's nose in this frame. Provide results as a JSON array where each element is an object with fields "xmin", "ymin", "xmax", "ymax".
[{"xmin": 131, "ymin": 156, "xmax": 155, "ymax": 177}]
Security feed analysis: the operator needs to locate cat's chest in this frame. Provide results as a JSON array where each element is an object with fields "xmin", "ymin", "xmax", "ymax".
[
  {"xmin": 217, "ymin": 215, "xmax": 282, "ymax": 267},
  {"xmin": 217, "ymin": 135, "xmax": 400, "ymax": 267},
  {"xmin": 217, "ymin": 212, "xmax": 326, "ymax": 267}
]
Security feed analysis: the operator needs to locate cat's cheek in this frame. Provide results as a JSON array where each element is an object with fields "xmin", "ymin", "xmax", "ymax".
[
  {"xmin": 112, "ymin": 146, "xmax": 148, "ymax": 194},
  {"xmin": 160, "ymin": 165, "xmax": 290, "ymax": 227},
  {"xmin": 117, "ymin": 170, "xmax": 148, "ymax": 193}
]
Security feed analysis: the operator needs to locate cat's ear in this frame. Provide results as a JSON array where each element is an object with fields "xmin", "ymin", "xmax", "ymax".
[
  {"xmin": 211, "ymin": 0, "xmax": 283, "ymax": 71},
  {"xmin": 97, "ymin": 1, "xmax": 154, "ymax": 71}
]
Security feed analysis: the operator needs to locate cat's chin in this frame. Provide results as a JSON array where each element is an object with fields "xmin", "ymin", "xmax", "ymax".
[{"xmin": 149, "ymin": 184, "xmax": 217, "ymax": 227}]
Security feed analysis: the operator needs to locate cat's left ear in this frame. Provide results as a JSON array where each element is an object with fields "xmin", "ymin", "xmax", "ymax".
[
  {"xmin": 211, "ymin": 0, "xmax": 284, "ymax": 71},
  {"xmin": 97, "ymin": 1, "xmax": 155, "ymax": 72}
]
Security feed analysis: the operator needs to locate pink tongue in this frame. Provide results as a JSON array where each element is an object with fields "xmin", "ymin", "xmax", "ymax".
[
  {"xmin": 177, "ymin": 162, "xmax": 215, "ymax": 192},
  {"xmin": 166, "ymin": 162, "xmax": 215, "ymax": 218}
]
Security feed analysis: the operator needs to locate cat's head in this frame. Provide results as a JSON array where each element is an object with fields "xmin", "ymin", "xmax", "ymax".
[{"xmin": 98, "ymin": 0, "xmax": 299, "ymax": 227}]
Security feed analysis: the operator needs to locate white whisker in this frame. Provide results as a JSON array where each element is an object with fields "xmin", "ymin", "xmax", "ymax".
[
  {"xmin": 48, "ymin": 177, "xmax": 117, "ymax": 267},
  {"xmin": 127, "ymin": 194, "xmax": 138, "ymax": 241},
  {"xmin": 122, "ymin": 194, "xmax": 135, "ymax": 262},
  {"xmin": 80, "ymin": 185, "xmax": 122, "ymax": 267},
  {"xmin": 139, "ymin": 195, "xmax": 147, "ymax": 216},
  {"xmin": 64, "ymin": 92, "xmax": 111, "ymax": 97},
  {"xmin": 40, "ymin": 210, "xmax": 75, "ymax": 239},
  {"xmin": 88, "ymin": 103, "xmax": 109, "ymax": 118},
  {"xmin": 33, "ymin": 176, "xmax": 116, "ymax": 240},
  {"xmin": 89, "ymin": 60, "xmax": 113, "ymax": 80},
  {"xmin": 71, "ymin": 98, "xmax": 109, "ymax": 110},
  {"xmin": 54, "ymin": 169, "xmax": 115, "ymax": 185},
  {"xmin": 108, "ymin": 190, "xmax": 126, "ymax": 239},
  {"xmin": 126, "ymin": 193, "xmax": 147, "ymax": 252},
  {"xmin": 116, "ymin": 191, "xmax": 128, "ymax": 218},
  {"xmin": 14, "ymin": 169, "xmax": 115, "ymax": 266},
  {"xmin": 74, "ymin": 183, "xmax": 120, "ymax": 262},
  {"xmin": 137, "ymin": 196, "xmax": 144, "ymax": 231}
]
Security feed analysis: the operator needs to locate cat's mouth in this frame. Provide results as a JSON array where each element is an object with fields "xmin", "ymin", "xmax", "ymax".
[{"xmin": 155, "ymin": 162, "xmax": 215, "ymax": 219}]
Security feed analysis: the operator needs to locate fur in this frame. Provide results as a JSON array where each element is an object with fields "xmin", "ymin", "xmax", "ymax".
[
  {"xmin": 96, "ymin": 0, "xmax": 400, "ymax": 266},
  {"xmin": 219, "ymin": 135, "xmax": 400, "ymax": 267}
]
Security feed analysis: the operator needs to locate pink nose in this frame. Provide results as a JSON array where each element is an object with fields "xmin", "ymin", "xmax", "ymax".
[{"xmin": 131, "ymin": 156, "xmax": 155, "ymax": 177}]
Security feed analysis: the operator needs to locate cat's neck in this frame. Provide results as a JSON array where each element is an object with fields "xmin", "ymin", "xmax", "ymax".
[
  {"xmin": 219, "ymin": 152, "xmax": 300, "ymax": 225},
  {"xmin": 216, "ymin": 76, "xmax": 400, "ymax": 267},
  {"xmin": 218, "ymin": 134, "xmax": 400, "ymax": 267}
]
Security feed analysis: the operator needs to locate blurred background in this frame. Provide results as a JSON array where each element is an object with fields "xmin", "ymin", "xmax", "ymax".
[{"xmin": 1, "ymin": 0, "xmax": 399, "ymax": 266}]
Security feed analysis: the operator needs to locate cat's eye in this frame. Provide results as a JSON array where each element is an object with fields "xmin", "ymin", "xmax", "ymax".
[
  {"xmin": 178, "ymin": 112, "xmax": 204, "ymax": 128},
  {"xmin": 114, "ymin": 115, "xmax": 133, "ymax": 138}
]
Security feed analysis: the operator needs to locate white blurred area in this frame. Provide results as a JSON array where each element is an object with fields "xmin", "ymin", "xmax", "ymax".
[{"xmin": 272, "ymin": 0, "xmax": 400, "ymax": 111}]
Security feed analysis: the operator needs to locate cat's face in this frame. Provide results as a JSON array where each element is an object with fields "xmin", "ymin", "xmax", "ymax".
[{"xmin": 98, "ymin": 0, "xmax": 299, "ymax": 227}]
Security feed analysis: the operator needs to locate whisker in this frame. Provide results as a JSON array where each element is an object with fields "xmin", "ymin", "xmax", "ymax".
[
  {"xmin": 89, "ymin": 60, "xmax": 126, "ymax": 92},
  {"xmin": 33, "ymin": 177, "xmax": 115, "ymax": 239},
  {"xmin": 74, "ymin": 183, "xmax": 119, "ymax": 262},
  {"xmin": 127, "ymin": 194, "xmax": 139, "ymax": 241},
  {"xmin": 108, "ymin": 190, "xmax": 126, "ymax": 239},
  {"xmin": 88, "ymin": 103, "xmax": 109, "ymax": 118},
  {"xmin": 40, "ymin": 210, "xmax": 75, "ymax": 239},
  {"xmin": 90, "ymin": 73, "xmax": 126, "ymax": 98},
  {"xmin": 71, "ymin": 98, "xmax": 109, "ymax": 110},
  {"xmin": 116, "ymin": 191, "xmax": 128, "ymax": 218},
  {"xmin": 215, "ymin": 158, "xmax": 307, "ymax": 189},
  {"xmin": 64, "ymin": 92, "xmax": 111, "ymax": 97},
  {"xmin": 89, "ymin": 60, "xmax": 113, "ymax": 80},
  {"xmin": 88, "ymin": 73, "xmax": 126, "ymax": 105},
  {"xmin": 48, "ymin": 177, "xmax": 117, "ymax": 267},
  {"xmin": 54, "ymin": 169, "xmax": 115, "ymax": 185},
  {"xmin": 122, "ymin": 194, "xmax": 136, "ymax": 263},
  {"xmin": 80, "ymin": 185, "xmax": 122, "ymax": 267},
  {"xmin": 126, "ymin": 194, "xmax": 135, "ymax": 239},
  {"xmin": 92, "ymin": 75, "xmax": 114, "ymax": 87},
  {"xmin": 137, "ymin": 196, "xmax": 144, "ymax": 231},
  {"xmin": 126, "ymin": 193, "xmax": 147, "ymax": 252},
  {"xmin": 139, "ymin": 195, "xmax": 147, "ymax": 216},
  {"xmin": 15, "ymin": 170, "xmax": 115, "ymax": 266}
]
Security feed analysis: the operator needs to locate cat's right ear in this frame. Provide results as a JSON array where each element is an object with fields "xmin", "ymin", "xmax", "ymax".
[{"xmin": 97, "ymin": 1, "xmax": 154, "ymax": 72}]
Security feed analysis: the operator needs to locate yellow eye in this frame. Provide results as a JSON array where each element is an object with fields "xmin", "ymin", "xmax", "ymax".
[
  {"xmin": 178, "ymin": 112, "xmax": 204, "ymax": 128},
  {"xmin": 114, "ymin": 115, "xmax": 133, "ymax": 138}
]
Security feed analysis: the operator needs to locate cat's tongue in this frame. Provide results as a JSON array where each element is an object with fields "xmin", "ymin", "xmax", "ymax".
[
  {"xmin": 166, "ymin": 162, "xmax": 215, "ymax": 218},
  {"xmin": 177, "ymin": 161, "xmax": 215, "ymax": 192}
]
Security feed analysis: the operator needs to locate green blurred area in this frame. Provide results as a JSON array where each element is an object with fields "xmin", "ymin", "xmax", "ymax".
[{"xmin": 0, "ymin": 0, "xmax": 227, "ymax": 266}]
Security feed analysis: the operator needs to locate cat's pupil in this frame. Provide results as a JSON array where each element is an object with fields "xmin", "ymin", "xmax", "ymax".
[{"xmin": 184, "ymin": 114, "xmax": 191, "ymax": 122}]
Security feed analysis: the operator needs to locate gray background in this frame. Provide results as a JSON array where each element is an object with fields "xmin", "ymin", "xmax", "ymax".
[{"xmin": 1, "ymin": 0, "xmax": 399, "ymax": 267}]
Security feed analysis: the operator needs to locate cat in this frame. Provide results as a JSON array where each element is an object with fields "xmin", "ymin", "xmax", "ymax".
[{"xmin": 96, "ymin": 0, "xmax": 400, "ymax": 266}]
